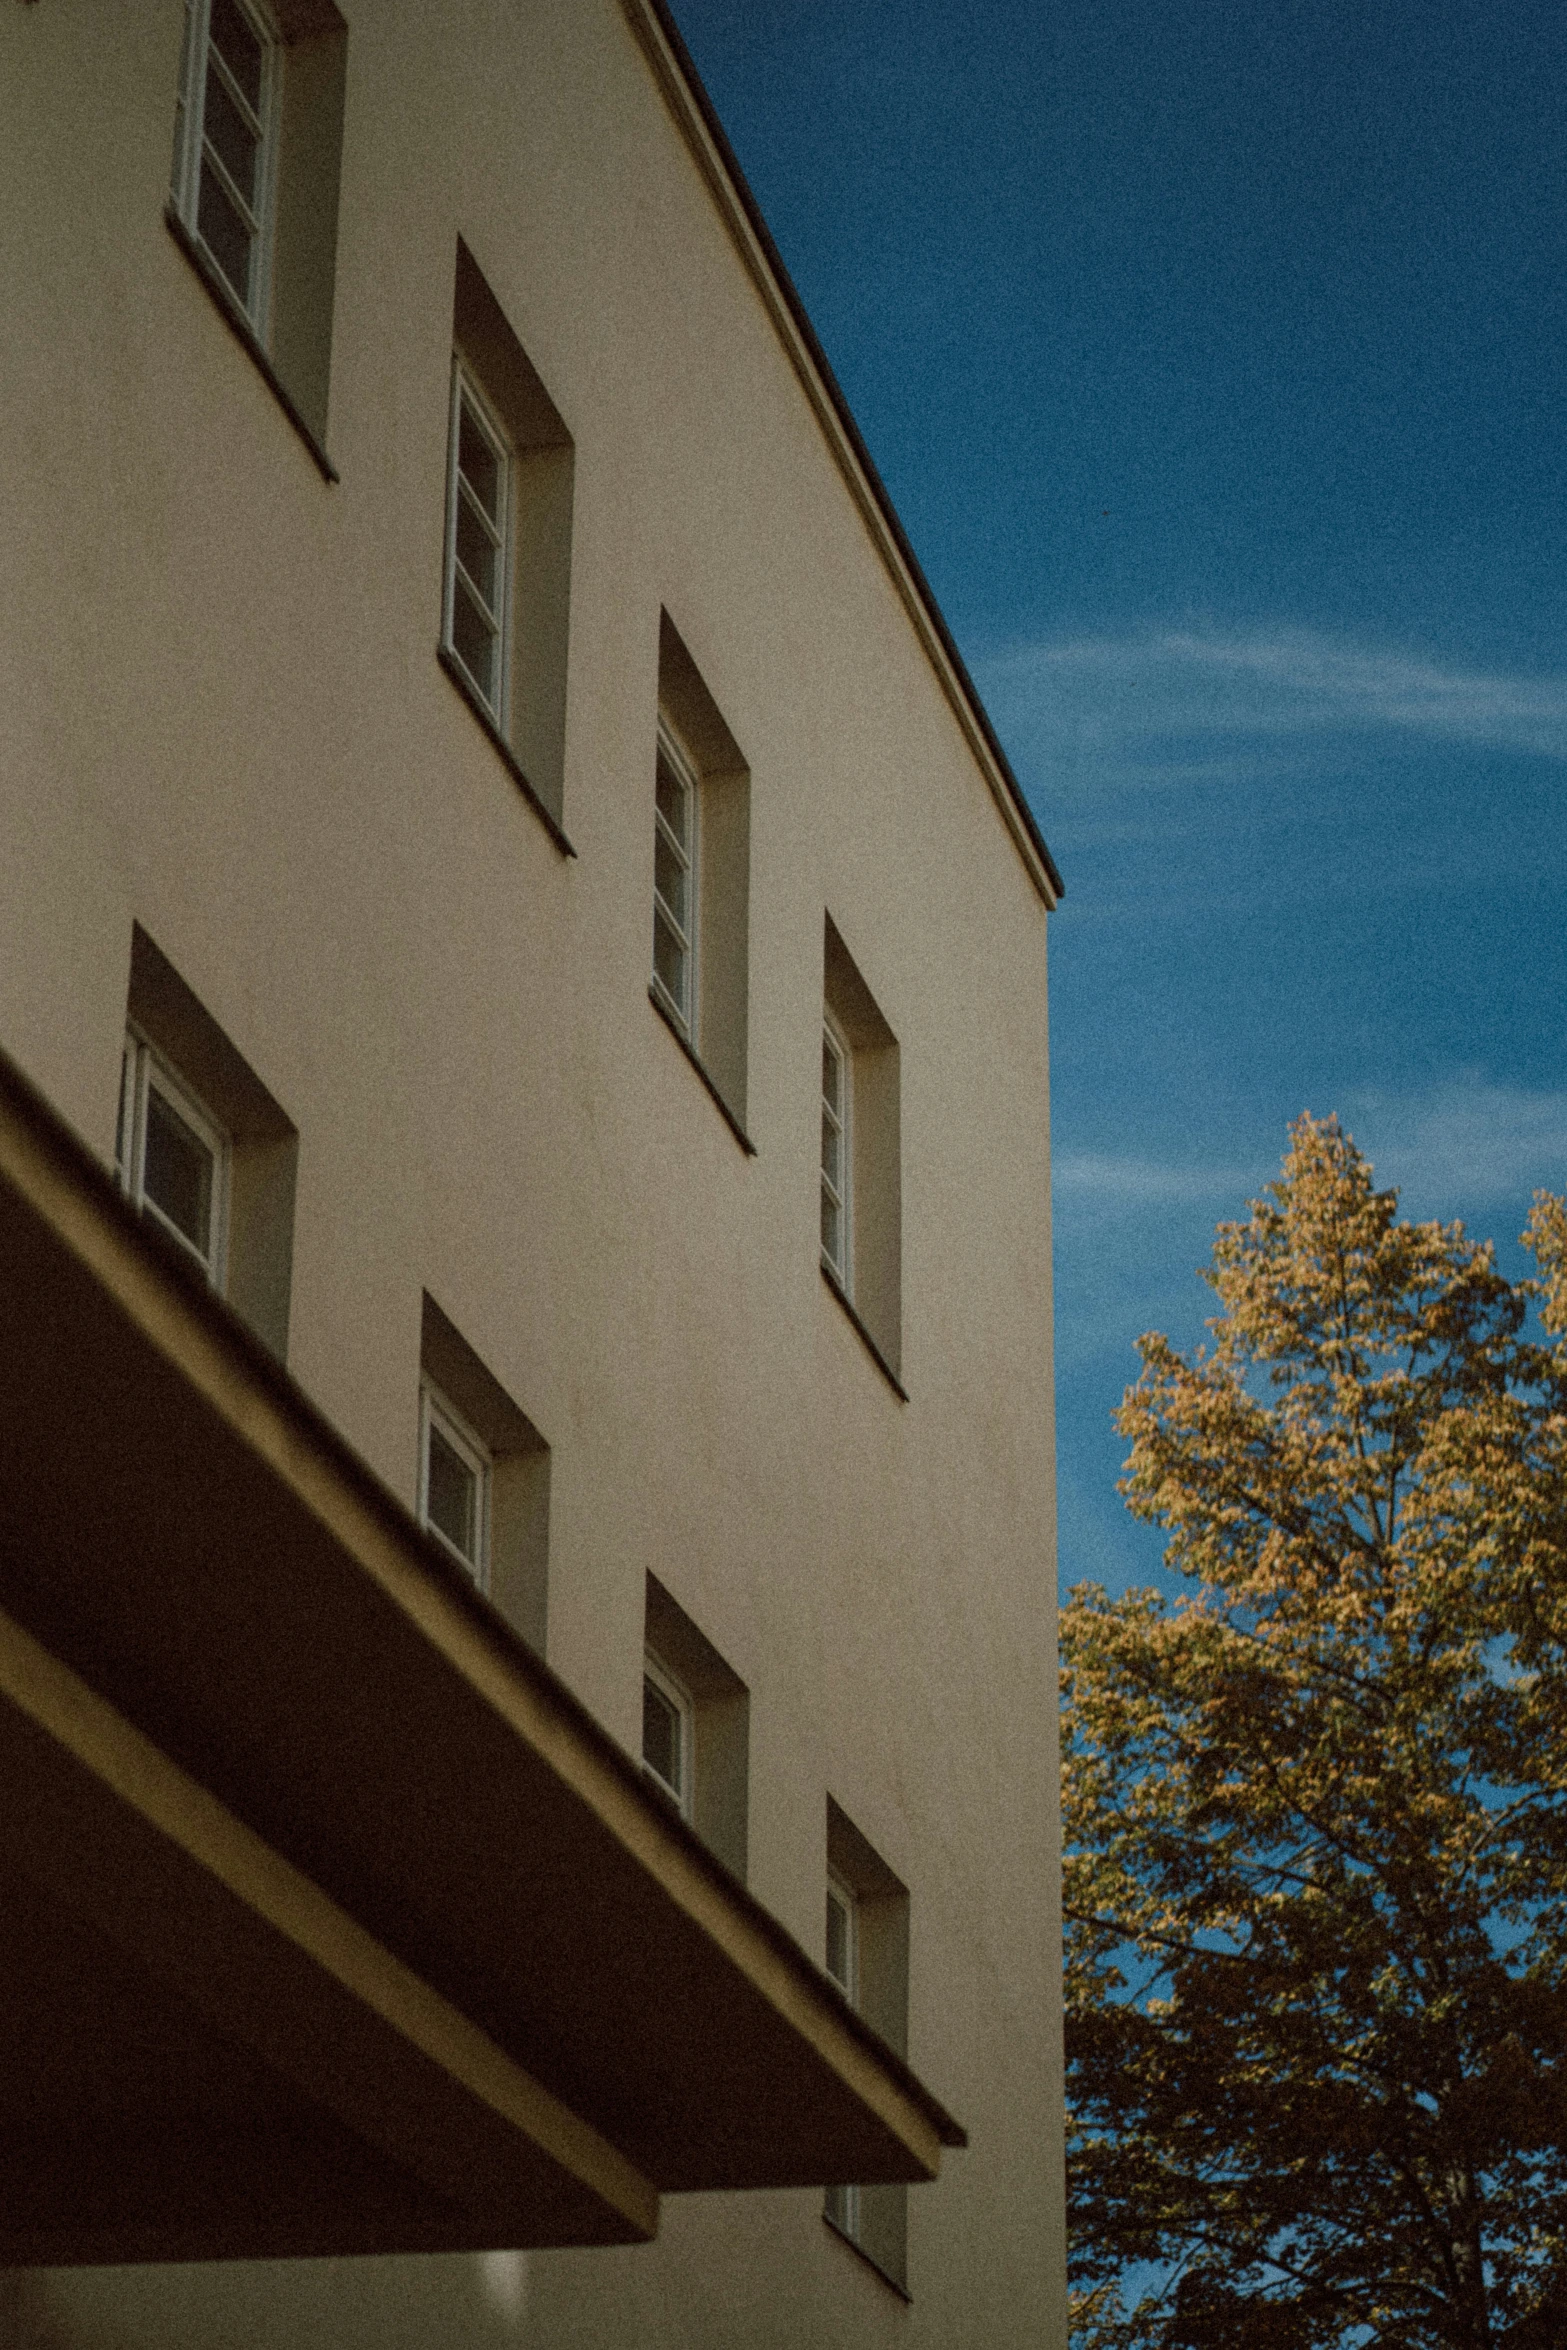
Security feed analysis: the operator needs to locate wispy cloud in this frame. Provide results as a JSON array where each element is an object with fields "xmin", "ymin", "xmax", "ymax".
[
  {"xmin": 1053, "ymin": 1150, "xmax": 1262, "ymax": 1207},
  {"xmin": 1344, "ymin": 1082, "xmax": 1567, "ymax": 1213},
  {"xmin": 1052, "ymin": 1086, "xmax": 1567, "ymax": 1253},
  {"xmin": 976, "ymin": 627, "xmax": 1567, "ymax": 790}
]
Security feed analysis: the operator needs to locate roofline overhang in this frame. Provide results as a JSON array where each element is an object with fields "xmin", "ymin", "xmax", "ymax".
[
  {"xmin": 0, "ymin": 1044, "xmax": 964, "ymax": 2264},
  {"xmin": 0, "ymin": 1597, "xmax": 661, "ymax": 2262},
  {"xmin": 621, "ymin": 0, "xmax": 1065, "ymax": 912}
]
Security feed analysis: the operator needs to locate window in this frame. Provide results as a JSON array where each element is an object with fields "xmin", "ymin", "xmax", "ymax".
[
  {"xmin": 121, "ymin": 927, "xmax": 300, "ymax": 1357},
  {"xmin": 648, "ymin": 615, "xmax": 752, "ymax": 1142},
  {"xmin": 437, "ymin": 242, "xmax": 577, "ymax": 840},
  {"xmin": 168, "ymin": 0, "xmax": 349, "ymax": 457},
  {"xmin": 820, "ymin": 1012, "xmax": 850, "ymax": 1287},
  {"xmin": 652, "ymin": 718, "xmax": 698, "ymax": 1036},
  {"xmin": 642, "ymin": 1577, "xmax": 750, "ymax": 1876},
  {"xmin": 419, "ymin": 1295, "xmax": 552, "ymax": 1648},
  {"xmin": 825, "ymin": 1869, "xmax": 858, "ymax": 1998},
  {"xmin": 117, "ymin": 1030, "xmax": 230, "ymax": 1287},
  {"xmin": 823, "ymin": 1802, "xmax": 912, "ymax": 2291},
  {"xmin": 642, "ymin": 1650, "xmax": 694, "ymax": 1817},
  {"xmin": 172, "ymin": 0, "xmax": 279, "ymax": 331},
  {"xmin": 418, "ymin": 1378, "xmax": 491, "ymax": 1587},
  {"xmin": 444, "ymin": 365, "xmax": 513, "ymax": 727},
  {"xmin": 823, "ymin": 1869, "xmax": 862, "ymax": 2243},
  {"xmin": 820, "ymin": 916, "xmax": 904, "ymax": 1392}
]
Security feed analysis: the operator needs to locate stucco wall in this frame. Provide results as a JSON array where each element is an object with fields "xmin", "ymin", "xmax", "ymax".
[{"xmin": 0, "ymin": 0, "xmax": 1064, "ymax": 2340}]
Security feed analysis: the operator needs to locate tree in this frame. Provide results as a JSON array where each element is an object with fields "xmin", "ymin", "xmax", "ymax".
[{"xmin": 1064, "ymin": 1114, "xmax": 1567, "ymax": 2350}]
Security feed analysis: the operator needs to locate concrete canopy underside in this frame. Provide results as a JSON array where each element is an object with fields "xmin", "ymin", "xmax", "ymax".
[{"xmin": 0, "ymin": 1050, "xmax": 963, "ymax": 2267}]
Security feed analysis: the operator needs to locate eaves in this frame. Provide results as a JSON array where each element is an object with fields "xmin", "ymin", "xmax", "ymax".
[{"xmin": 621, "ymin": 0, "xmax": 1065, "ymax": 912}]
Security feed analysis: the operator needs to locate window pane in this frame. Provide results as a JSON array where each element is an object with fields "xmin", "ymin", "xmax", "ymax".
[
  {"xmin": 455, "ymin": 489, "xmax": 498, "ymax": 613},
  {"xmin": 822, "ymin": 1033, "xmax": 842, "ymax": 1114},
  {"xmin": 115, "ymin": 1048, "xmax": 132, "ymax": 1177},
  {"xmin": 426, "ymin": 1424, "xmax": 478, "ymax": 1566},
  {"xmin": 203, "ymin": 66, "xmax": 259, "ymax": 207},
  {"xmin": 452, "ymin": 576, "xmax": 498, "ymax": 706},
  {"xmin": 197, "ymin": 160, "xmax": 254, "ymax": 306},
  {"xmin": 655, "ymin": 757, "xmax": 687, "ymax": 848},
  {"xmin": 654, "ymin": 908, "xmax": 687, "ymax": 1015},
  {"xmin": 825, "ymin": 2183, "xmax": 859, "ymax": 2238},
  {"xmin": 175, "ymin": 0, "xmax": 195, "ymax": 116},
  {"xmin": 821, "ymin": 1111, "xmax": 841, "ymax": 1192},
  {"xmin": 144, "ymin": 1087, "xmax": 214, "ymax": 1259},
  {"xmin": 822, "ymin": 1187, "xmax": 843, "ymax": 1268},
  {"xmin": 826, "ymin": 1886, "xmax": 851, "ymax": 1990},
  {"xmin": 171, "ymin": 93, "xmax": 188, "ymax": 201},
  {"xmin": 208, "ymin": 0, "xmax": 263, "ymax": 112},
  {"xmin": 654, "ymin": 828, "xmax": 687, "ymax": 930},
  {"xmin": 643, "ymin": 1676, "xmax": 681, "ymax": 1796},
  {"xmin": 458, "ymin": 401, "xmax": 501, "ymax": 523}
]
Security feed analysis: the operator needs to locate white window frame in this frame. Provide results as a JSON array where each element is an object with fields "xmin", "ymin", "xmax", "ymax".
[
  {"xmin": 651, "ymin": 716, "xmax": 700, "ymax": 1040},
  {"xmin": 443, "ymin": 358, "xmax": 515, "ymax": 728},
  {"xmin": 825, "ymin": 1867, "xmax": 859, "ymax": 2001},
  {"xmin": 820, "ymin": 1009, "xmax": 852, "ymax": 1291},
  {"xmin": 824, "ymin": 1868, "xmax": 862, "ymax": 2241},
  {"xmin": 641, "ymin": 1648, "xmax": 694, "ymax": 1819},
  {"xmin": 117, "ymin": 1028, "xmax": 231, "ymax": 1289},
  {"xmin": 825, "ymin": 2176, "xmax": 863, "ymax": 2241},
  {"xmin": 171, "ymin": 0, "xmax": 282, "ymax": 336},
  {"xmin": 417, "ymin": 1377, "xmax": 492, "ymax": 1589}
]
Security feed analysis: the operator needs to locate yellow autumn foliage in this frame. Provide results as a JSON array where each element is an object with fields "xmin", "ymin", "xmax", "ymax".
[{"xmin": 1066, "ymin": 1115, "xmax": 1567, "ymax": 2350}]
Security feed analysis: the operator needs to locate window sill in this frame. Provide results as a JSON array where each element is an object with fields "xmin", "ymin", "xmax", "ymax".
[
  {"xmin": 164, "ymin": 206, "xmax": 339, "ymax": 485},
  {"xmin": 820, "ymin": 1263, "xmax": 907, "ymax": 1401},
  {"xmin": 822, "ymin": 2212, "xmax": 912, "ymax": 2303},
  {"xmin": 436, "ymin": 648, "xmax": 577, "ymax": 859},
  {"xmin": 648, "ymin": 987, "xmax": 756, "ymax": 1156}
]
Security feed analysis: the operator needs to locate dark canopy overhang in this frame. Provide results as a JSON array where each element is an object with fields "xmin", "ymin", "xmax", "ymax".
[{"xmin": 0, "ymin": 1047, "xmax": 963, "ymax": 2266}]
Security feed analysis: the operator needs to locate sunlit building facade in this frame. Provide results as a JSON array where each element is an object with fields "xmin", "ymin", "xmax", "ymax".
[{"xmin": 0, "ymin": 0, "xmax": 1066, "ymax": 2342}]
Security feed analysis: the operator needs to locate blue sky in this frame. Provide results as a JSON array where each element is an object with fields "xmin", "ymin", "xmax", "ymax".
[{"xmin": 670, "ymin": 0, "xmax": 1567, "ymax": 1596}]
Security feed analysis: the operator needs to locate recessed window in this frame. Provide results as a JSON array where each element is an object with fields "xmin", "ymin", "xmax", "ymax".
[
  {"xmin": 168, "ymin": 0, "xmax": 348, "ymax": 454},
  {"xmin": 823, "ymin": 1866, "xmax": 862, "ymax": 2242},
  {"xmin": 823, "ymin": 1803, "xmax": 911, "ymax": 2289},
  {"xmin": 652, "ymin": 719, "xmax": 698, "ymax": 1035},
  {"xmin": 172, "ymin": 0, "xmax": 279, "ymax": 330},
  {"xmin": 825, "ymin": 1868, "xmax": 858, "ymax": 1999},
  {"xmin": 648, "ymin": 615, "xmax": 752, "ymax": 1138},
  {"xmin": 418, "ymin": 1378, "xmax": 491, "ymax": 1587},
  {"xmin": 820, "ymin": 916, "xmax": 903, "ymax": 1389},
  {"xmin": 824, "ymin": 2175, "xmax": 862, "ymax": 2242},
  {"xmin": 444, "ymin": 365, "xmax": 513, "ymax": 725},
  {"xmin": 642, "ymin": 1650, "xmax": 694, "ymax": 1817},
  {"xmin": 121, "ymin": 928, "xmax": 299, "ymax": 1357},
  {"xmin": 419, "ymin": 1295, "xmax": 551, "ymax": 1649},
  {"xmin": 117, "ymin": 1030, "xmax": 229, "ymax": 1287},
  {"xmin": 820, "ymin": 1013, "xmax": 851, "ymax": 1286},
  {"xmin": 642, "ymin": 1577, "xmax": 750, "ymax": 1877},
  {"xmin": 437, "ymin": 243, "xmax": 577, "ymax": 836}
]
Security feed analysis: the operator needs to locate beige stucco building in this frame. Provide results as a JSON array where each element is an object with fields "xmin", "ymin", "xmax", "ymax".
[{"xmin": 0, "ymin": 0, "xmax": 1065, "ymax": 2343}]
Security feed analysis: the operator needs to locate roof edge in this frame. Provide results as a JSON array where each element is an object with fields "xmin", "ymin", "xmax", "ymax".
[
  {"xmin": 621, "ymin": 0, "xmax": 1064, "ymax": 909},
  {"xmin": 0, "ymin": 1041, "xmax": 969, "ymax": 2162}
]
